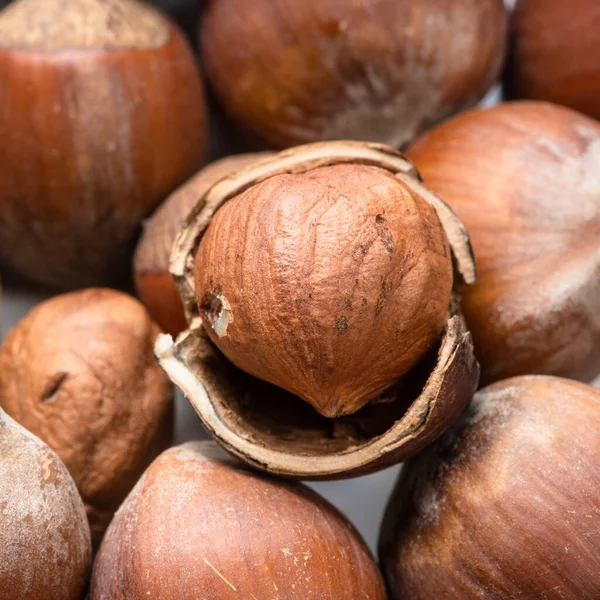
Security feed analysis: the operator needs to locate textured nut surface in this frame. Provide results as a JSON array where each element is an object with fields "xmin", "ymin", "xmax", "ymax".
[
  {"xmin": 195, "ymin": 163, "xmax": 453, "ymax": 417},
  {"xmin": 408, "ymin": 101, "xmax": 600, "ymax": 384},
  {"xmin": 134, "ymin": 152, "xmax": 272, "ymax": 336},
  {"xmin": 201, "ymin": 0, "xmax": 507, "ymax": 148},
  {"xmin": 380, "ymin": 376, "xmax": 600, "ymax": 599},
  {"xmin": 0, "ymin": 409, "xmax": 91, "ymax": 600},
  {"xmin": 509, "ymin": 0, "xmax": 600, "ymax": 121},
  {"xmin": 0, "ymin": 288, "xmax": 173, "ymax": 541},
  {"xmin": 0, "ymin": 0, "xmax": 206, "ymax": 288},
  {"xmin": 92, "ymin": 441, "xmax": 387, "ymax": 599}
]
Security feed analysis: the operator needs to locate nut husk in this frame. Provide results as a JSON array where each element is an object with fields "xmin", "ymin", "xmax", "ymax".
[
  {"xmin": 200, "ymin": 0, "xmax": 507, "ymax": 149},
  {"xmin": 408, "ymin": 101, "xmax": 600, "ymax": 384},
  {"xmin": 0, "ymin": 0, "xmax": 206, "ymax": 288},
  {"xmin": 134, "ymin": 152, "xmax": 272, "ymax": 337},
  {"xmin": 155, "ymin": 141, "xmax": 479, "ymax": 478},
  {"xmin": 0, "ymin": 288, "xmax": 174, "ymax": 542},
  {"xmin": 0, "ymin": 407, "xmax": 91, "ymax": 599},
  {"xmin": 379, "ymin": 376, "xmax": 600, "ymax": 599},
  {"xmin": 92, "ymin": 441, "xmax": 387, "ymax": 599}
]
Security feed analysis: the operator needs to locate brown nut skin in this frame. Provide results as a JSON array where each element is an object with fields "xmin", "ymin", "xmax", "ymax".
[
  {"xmin": 92, "ymin": 441, "xmax": 388, "ymax": 600},
  {"xmin": 155, "ymin": 141, "xmax": 479, "ymax": 479},
  {"xmin": 200, "ymin": 0, "xmax": 507, "ymax": 149},
  {"xmin": 507, "ymin": 0, "xmax": 600, "ymax": 122},
  {"xmin": 195, "ymin": 163, "xmax": 453, "ymax": 418},
  {"xmin": 134, "ymin": 152, "xmax": 272, "ymax": 337},
  {"xmin": 379, "ymin": 376, "xmax": 600, "ymax": 599},
  {"xmin": 0, "ymin": 408, "xmax": 91, "ymax": 600},
  {"xmin": 0, "ymin": 0, "xmax": 206, "ymax": 289},
  {"xmin": 407, "ymin": 101, "xmax": 600, "ymax": 385},
  {"xmin": 0, "ymin": 288, "xmax": 174, "ymax": 543}
]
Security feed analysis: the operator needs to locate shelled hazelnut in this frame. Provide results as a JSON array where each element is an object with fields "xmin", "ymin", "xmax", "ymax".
[
  {"xmin": 155, "ymin": 141, "xmax": 479, "ymax": 479},
  {"xmin": 0, "ymin": 407, "xmax": 91, "ymax": 600},
  {"xmin": 134, "ymin": 152, "xmax": 271, "ymax": 336},
  {"xmin": 380, "ymin": 376, "xmax": 600, "ymax": 599},
  {"xmin": 200, "ymin": 0, "xmax": 507, "ymax": 149},
  {"xmin": 93, "ymin": 441, "xmax": 387, "ymax": 599},
  {"xmin": 407, "ymin": 101, "xmax": 600, "ymax": 384},
  {"xmin": 0, "ymin": 0, "xmax": 206, "ymax": 288},
  {"xmin": 507, "ymin": 0, "xmax": 600, "ymax": 121},
  {"xmin": 0, "ymin": 288, "xmax": 174, "ymax": 542}
]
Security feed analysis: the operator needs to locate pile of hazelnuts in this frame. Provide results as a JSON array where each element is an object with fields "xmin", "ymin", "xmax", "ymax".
[{"xmin": 0, "ymin": 0, "xmax": 599, "ymax": 598}]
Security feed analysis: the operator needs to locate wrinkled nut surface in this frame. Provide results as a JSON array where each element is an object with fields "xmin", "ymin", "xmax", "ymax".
[
  {"xmin": 92, "ymin": 441, "xmax": 387, "ymax": 599},
  {"xmin": 201, "ymin": 0, "xmax": 507, "ymax": 149},
  {"xmin": 0, "ymin": 288, "xmax": 174, "ymax": 541},
  {"xmin": 408, "ymin": 101, "xmax": 600, "ymax": 384},
  {"xmin": 0, "ymin": 408, "xmax": 91, "ymax": 600},
  {"xmin": 0, "ymin": 0, "xmax": 206, "ymax": 288},
  {"xmin": 134, "ymin": 152, "xmax": 272, "ymax": 337},
  {"xmin": 379, "ymin": 376, "xmax": 600, "ymax": 599},
  {"xmin": 156, "ymin": 141, "xmax": 479, "ymax": 478},
  {"xmin": 195, "ymin": 163, "xmax": 453, "ymax": 417}
]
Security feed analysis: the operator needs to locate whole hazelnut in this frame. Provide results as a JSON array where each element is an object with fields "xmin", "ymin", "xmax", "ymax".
[
  {"xmin": 0, "ymin": 0, "xmax": 206, "ymax": 288},
  {"xmin": 156, "ymin": 141, "xmax": 479, "ymax": 478},
  {"xmin": 379, "ymin": 376, "xmax": 600, "ymax": 599},
  {"xmin": 0, "ymin": 288, "xmax": 174, "ymax": 542},
  {"xmin": 134, "ymin": 152, "xmax": 272, "ymax": 337},
  {"xmin": 407, "ymin": 101, "xmax": 600, "ymax": 384},
  {"xmin": 200, "ymin": 0, "xmax": 507, "ymax": 149},
  {"xmin": 507, "ymin": 0, "xmax": 600, "ymax": 121},
  {"xmin": 92, "ymin": 441, "xmax": 387, "ymax": 599},
  {"xmin": 0, "ymin": 407, "xmax": 91, "ymax": 599}
]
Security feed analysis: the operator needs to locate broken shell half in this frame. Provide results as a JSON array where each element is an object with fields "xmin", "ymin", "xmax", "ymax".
[{"xmin": 155, "ymin": 141, "xmax": 479, "ymax": 478}]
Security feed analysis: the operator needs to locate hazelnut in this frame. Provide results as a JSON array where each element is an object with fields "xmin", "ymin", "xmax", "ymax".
[
  {"xmin": 0, "ymin": 0, "xmax": 206, "ymax": 288},
  {"xmin": 379, "ymin": 375, "xmax": 600, "ymax": 599},
  {"xmin": 507, "ymin": 0, "xmax": 600, "ymax": 121},
  {"xmin": 92, "ymin": 441, "xmax": 387, "ymax": 599},
  {"xmin": 200, "ymin": 0, "xmax": 507, "ymax": 149},
  {"xmin": 407, "ymin": 101, "xmax": 600, "ymax": 384},
  {"xmin": 0, "ymin": 288, "xmax": 174, "ymax": 542},
  {"xmin": 155, "ymin": 141, "xmax": 479, "ymax": 478},
  {"xmin": 134, "ymin": 152, "xmax": 272, "ymax": 337},
  {"xmin": 0, "ymin": 407, "xmax": 91, "ymax": 599}
]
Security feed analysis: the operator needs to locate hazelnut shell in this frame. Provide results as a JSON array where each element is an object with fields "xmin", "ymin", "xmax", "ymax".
[
  {"xmin": 0, "ymin": 288, "xmax": 174, "ymax": 541},
  {"xmin": 0, "ymin": 0, "xmax": 206, "ymax": 288},
  {"xmin": 92, "ymin": 441, "xmax": 387, "ymax": 599},
  {"xmin": 379, "ymin": 376, "xmax": 600, "ymax": 599},
  {"xmin": 0, "ymin": 408, "xmax": 91, "ymax": 599},
  {"xmin": 155, "ymin": 141, "xmax": 479, "ymax": 478},
  {"xmin": 407, "ymin": 101, "xmax": 600, "ymax": 384}
]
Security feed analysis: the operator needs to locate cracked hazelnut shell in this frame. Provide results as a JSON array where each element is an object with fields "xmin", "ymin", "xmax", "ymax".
[
  {"xmin": 0, "ymin": 288, "xmax": 174, "ymax": 542},
  {"xmin": 408, "ymin": 101, "xmax": 600, "ymax": 385},
  {"xmin": 155, "ymin": 141, "xmax": 479, "ymax": 479},
  {"xmin": 379, "ymin": 376, "xmax": 600, "ymax": 599},
  {"xmin": 0, "ymin": 0, "xmax": 206, "ymax": 288},
  {"xmin": 134, "ymin": 152, "xmax": 271, "ymax": 337},
  {"xmin": 507, "ymin": 0, "xmax": 600, "ymax": 121},
  {"xmin": 200, "ymin": 0, "xmax": 507, "ymax": 149},
  {"xmin": 92, "ymin": 441, "xmax": 387, "ymax": 599},
  {"xmin": 0, "ymin": 407, "xmax": 91, "ymax": 599}
]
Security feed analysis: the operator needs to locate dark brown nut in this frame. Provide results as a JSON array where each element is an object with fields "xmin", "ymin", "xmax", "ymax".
[
  {"xmin": 92, "ymin": 441, "xmax": 387, "ymax": 599},
  {"xmin": 379, "ymin": 375, "xmax": 600, "ymax": 599},
  {"xmin": 134, "ymin": 152, "xmax": 272, "ymax": 337},
  {"xmin": 407, "ymin": 101, "xmax": 600, "ymax": 385},
  {"xmin": 507, "ymin": 0, "xmax": 600, "ymax": 121},
  {"xmin": 155, "ymin": 141, "xmax": 479, "ymax": 479},
  {"xmin": 0, "ymin": 407, "xmax": 91, "ymax": 600},
  {"xmin": 200, "ymin": 0, "xmax": 507, "ymax": 149},
  {"xmin": 0, "ymin": 0, "xmax": 206, "ymax": 288},
  {"xmin": 0, "ymin": 288, "xmax": 174, "ymax": 542}
]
